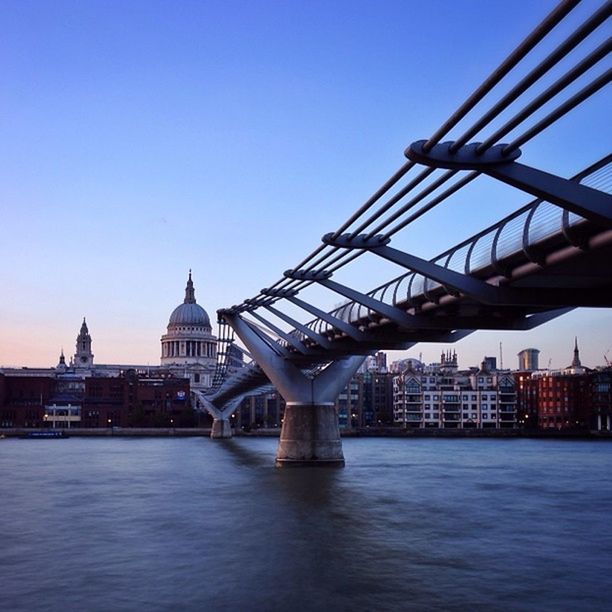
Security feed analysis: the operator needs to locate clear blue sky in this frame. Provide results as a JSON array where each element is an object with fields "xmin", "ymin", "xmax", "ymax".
[{"xmin": 1, "ymin": 0, "xmax": 610, "ymax": 370}]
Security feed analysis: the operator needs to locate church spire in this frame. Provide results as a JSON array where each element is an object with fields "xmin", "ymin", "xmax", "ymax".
[
  {"xmin": 184, "ymin": 270, "xmax": 196, "ymax": 304},
  {"xmin": 571, "ymin": 336, "xmax": 581, "ymax": 368}
]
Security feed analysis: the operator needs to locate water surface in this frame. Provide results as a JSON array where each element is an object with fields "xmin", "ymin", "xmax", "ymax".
[{"xmin": 1, "ymin": 437, "xmax": 610, "ymax": 611}]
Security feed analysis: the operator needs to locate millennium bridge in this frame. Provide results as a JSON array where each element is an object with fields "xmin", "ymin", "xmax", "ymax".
[{"xmin": 195, "ymin": 0, "xmax": 612, "ymax": 465}]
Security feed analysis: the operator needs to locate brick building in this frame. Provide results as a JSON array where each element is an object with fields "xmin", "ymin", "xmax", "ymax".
[
  {"xmin": 527, "ymin": 373, "xmax": 591, "ymax": 430},
  {"xmin": 0, "ymin": 370, "xmax": 199, "ymax": 430},
  {"xmin": 82, "ymin": 371, "xmax": 197, "ymax": 428},
  {"xmin": 0, "ymin": 374, "xmax": 53, "ymax": 428},
  {"xmin": 517, "ymin": 368, "xmax": 612, "ymax": 431},
  {"xmin": 514, "ymin": 371, "xmax": 538, "ymax": 430},
  {"xmin": 513, "ymin": 340, "xmax": 612, "ymax": 432}
]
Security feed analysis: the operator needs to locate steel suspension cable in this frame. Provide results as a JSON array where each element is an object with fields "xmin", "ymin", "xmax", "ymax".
[
  {"xmin": 382, "ymin": 172, "xmax": 481, "ymax": 240},
  {"xmin": 345, "ymin": 167, "xmax": 436, "ymax": 239},
  {"xmin": 450, "ymin": 2, "xmax": 612, "ymax": 153},
  {"xmin": 502, "ymin": 68, "xmax": 612, "ymax": 154},
  {"xmin": 365, "ymin": 170, "xmax": 460, "ymax": 238},
  {"xmin": 329, "ymin": 160, "xmax": 415, "ymax": 240},
  {"xmin": 244, "ymin": 169, "xmax": 483, "ymax": 311},
  {"xmin": 476, "ymin": 40, "xmax": 612, "ymax": 153},
  {"xmin": 422, "ymin": 0, "xmax": 580, "ymax": 153}
]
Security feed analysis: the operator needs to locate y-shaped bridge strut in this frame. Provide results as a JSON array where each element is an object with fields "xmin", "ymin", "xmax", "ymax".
[{"xmin": 223, "ymin": 313, "xmax": 364, "ymax": 466}]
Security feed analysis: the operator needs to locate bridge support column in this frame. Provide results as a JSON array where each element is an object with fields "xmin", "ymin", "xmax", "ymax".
[
  {"xmin": 224, "ymin": 313, "xmax": 365, "ymax": 466},
  {"xmin": 276, "ymin": 403, "xmax": 344, "ymax": 466},
  {"xmin": 194, "ymin": 392, "xmax": 238, "ymax": 440},
  {"xmin": 211, "ymin": 418, "xmax": 233, "ymax": 439}
]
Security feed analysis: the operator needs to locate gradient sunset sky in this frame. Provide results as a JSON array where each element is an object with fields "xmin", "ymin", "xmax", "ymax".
[{"xmin": 1, "ymin": 0, "xmax": 610, "ymax": 370}]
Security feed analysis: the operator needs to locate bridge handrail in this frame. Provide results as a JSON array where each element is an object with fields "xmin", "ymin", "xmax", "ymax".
[{"xmin": 288, "ymin": 156, "xmax": 612, "ymax": 341}]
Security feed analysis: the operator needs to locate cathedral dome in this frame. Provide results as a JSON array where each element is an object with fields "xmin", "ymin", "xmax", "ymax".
[
  {"xmin": 161, "ymin": 270, "xmax": 217, "ymax": 387},
  {"xmin": 169, "ymin": 302, "xmax": 210, "ymax": 327},
  {"xmin": 167, "ymin": 271, "xmax": 211, "ymax": 329}
]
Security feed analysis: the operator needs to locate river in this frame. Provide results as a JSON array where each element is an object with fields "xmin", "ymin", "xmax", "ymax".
[{"xmin": 0, "ymin": 437, "xmax": 610, "ymax": 611}]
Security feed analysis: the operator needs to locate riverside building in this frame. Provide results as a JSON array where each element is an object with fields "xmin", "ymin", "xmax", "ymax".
[
  {"xmin": 515, "ymin": 339, "xmax": 610, "ymax": 431},
  {"xmin": 0, "ymin": 272, "xmax": 221, "ymax": 428},
  {"xmin": 392, "ymin": 351, "xmax": 517, "ymax": 429}
]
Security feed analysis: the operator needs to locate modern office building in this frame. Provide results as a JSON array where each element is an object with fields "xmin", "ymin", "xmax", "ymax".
[{"xmin": 517, "ymin": 348, "xmax": 540, "ymax": 371}]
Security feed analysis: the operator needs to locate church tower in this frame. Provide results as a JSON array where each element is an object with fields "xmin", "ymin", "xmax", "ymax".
[{"xmin": 75, "ymin": 318, "xmax": 94, "ymax": 368}]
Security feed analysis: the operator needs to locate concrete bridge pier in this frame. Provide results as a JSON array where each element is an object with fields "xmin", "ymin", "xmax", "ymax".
[
  {"xmin": 210, "ymin": 418, "xmax": 233, "ymax": 439},
  {"xmin": 194, "ymin": 393, "xmax": 237, "ymax": 439},
  {"xmin": 276, "ymin": 403, "xmax": 344, "ymax": 466},
  {"xmin": 225, "ymin": 313, "xmax": 365, "ymax": 466}
]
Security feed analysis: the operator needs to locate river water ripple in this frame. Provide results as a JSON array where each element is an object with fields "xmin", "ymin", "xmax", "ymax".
[{"xmin": 1, "ymin": 437, "xmax": 610, "ymax": 611}]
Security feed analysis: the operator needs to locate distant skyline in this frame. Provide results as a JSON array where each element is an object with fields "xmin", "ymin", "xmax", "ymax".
[
  {"xmin": 3, "ymin": 288, "xmax": 604, "ymax": 373},
  {"xmin": 1, "ymin": 0, "xmax": 610, "ymax": 370}
]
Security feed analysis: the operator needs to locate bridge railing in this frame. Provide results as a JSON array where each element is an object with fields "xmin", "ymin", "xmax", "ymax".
[{"xmin": 292, "ymin": 156, "xmax": 611, "ymax": 341}]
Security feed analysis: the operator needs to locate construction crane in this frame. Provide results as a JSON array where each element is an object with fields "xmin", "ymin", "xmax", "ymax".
[{"xmin": 604, "ymin": 346, "xmax": 611, "ymax": 368}]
